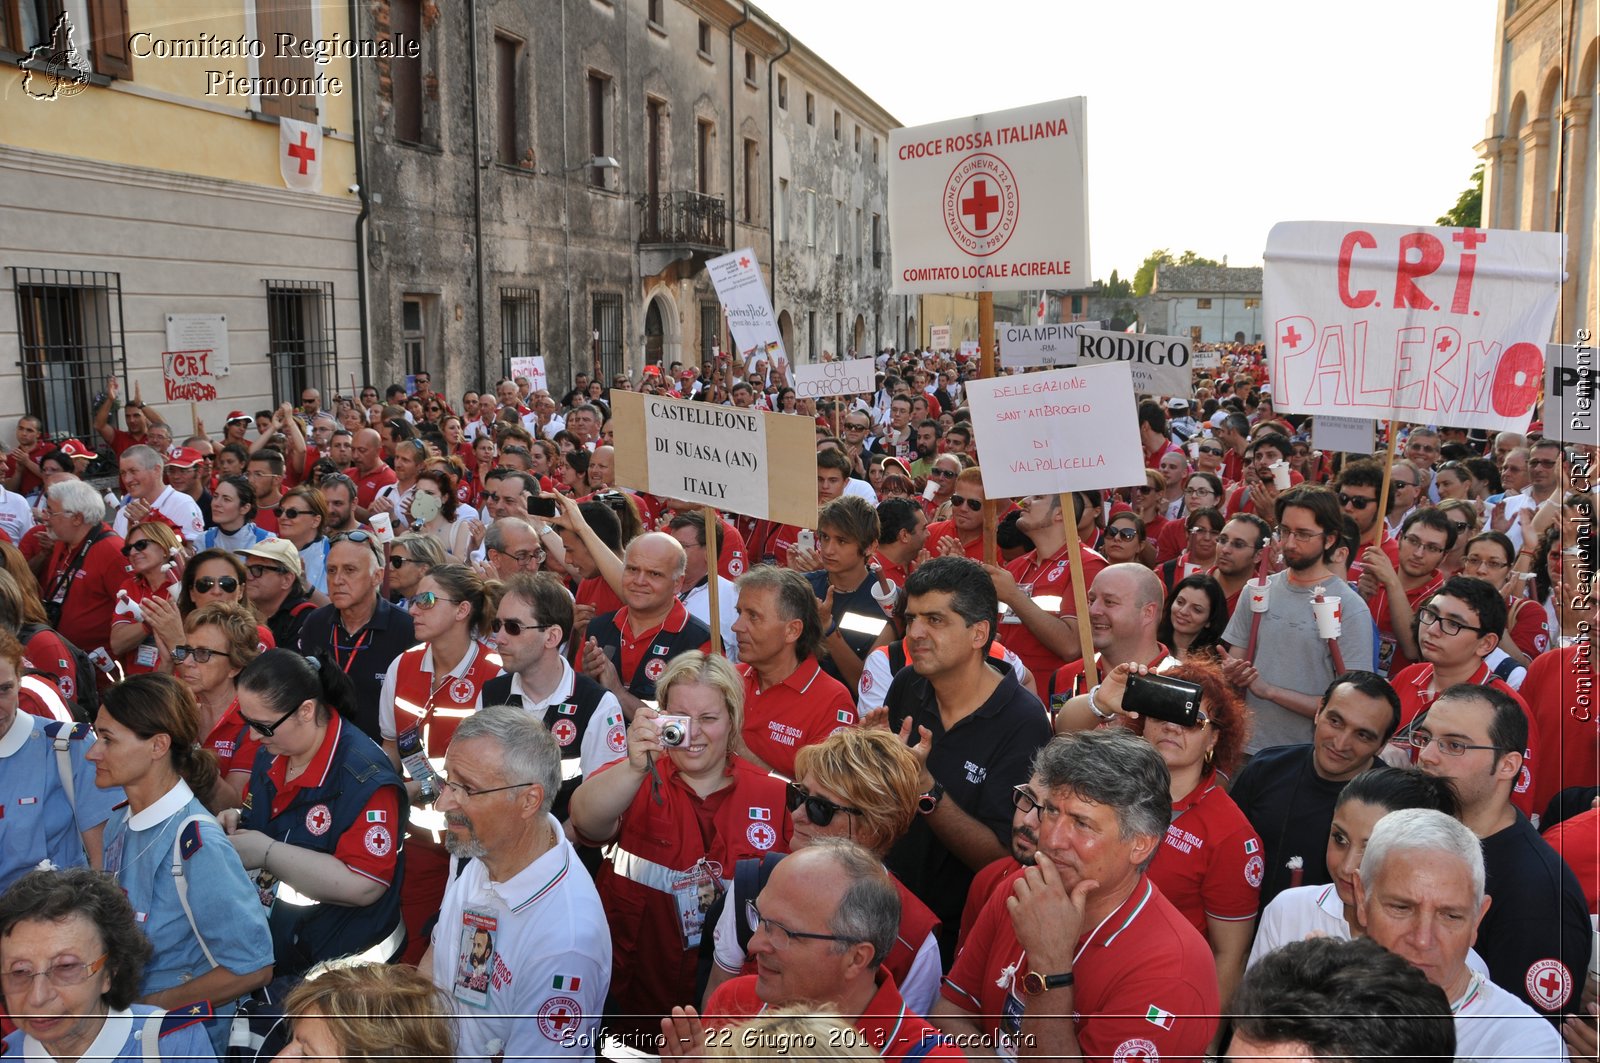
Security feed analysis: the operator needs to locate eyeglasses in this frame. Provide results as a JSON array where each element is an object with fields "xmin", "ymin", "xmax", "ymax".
[
  {"xmin": 412, "ymin": 591, "xmax": 460, "ymax": 610},
  {"xmin": 276, "ymin": 507, "xmax": 313, "ymax": 521},
  {"xmin": 1408, "ymin": 731, "xmax": 1501, "ymax": 758},
  {"xmin": 1400, "ymin": 533, "xmax": 1446, "ymax": 557},
  {"xmin": 1417, "ymin": 605, "xmax": 1485, "ymax": 637},
  {"xmin": 1183, "ymin": 486, "xmax": 1218, "ymax": 497},
  {"xmin": 845, "ymin": 422, "xmax": 870, "ymax": 432},
  {"xmin": 1528, "ymin": 458, "xmax": 1560, "ymax": 469},
  {"xmin": 1464, "ymin": 554, "xmax": 1510, "ymax": 572},
  {"xmin": 949, "ymin": 495, "xmax": 983, "ymax": 512},
  {"xmin": 121, "ymin": 539, "xmax": 155, "ymax": 556},
  {"xmin": 490, "ymin": 617, "xmax": 552, "ymax": 637},
  {"xmin": 437, "ymin": 774, "xmax": 536, "ymax": 800},
  {"xmin": 245, "ymin": 565, "xmax": 289, "ymax": 579},
  {"xmin": 1197, "ymin": 445, "xmax": 1224, "ymax": 456},
  {"xmin": 1103, "ymin": 526, "xmax": 1141, "ymax": 541},
  {"xmin": 492, "ymin": 549, "xmax": 545, "ymax": 567},
  {"xmin": 1274, "ymin": 524, "xmax": 1327, "ymax": 543},
  {"xmin": 1011, "ymin": 785, "xmax": 1046, "ymax": 817},
  {"xmin": 785, "ymin": 782, "xmax": 864, "ymax": 827},
  {"xmin": 389, "ymin": 556, "xmax": 425, "ymax": 569},
  {"xmin": 1337, "ymin": 492, "xmax": 1376, "ymax": 511},
  {"xmin": 744, "ymin": 900, "xmax": 860, "ymax": 950},
  {"xmin": 193, "ymin": 576, "xmax": 241, "ymax": 594},
  {"xmin": 1391, "ymin": 478, "xmax": 1419, "ymax": 490},
  {"xmin": 171, "ymin": 645, "xmax": 222, "ymax": 664},
  {"xmin": 241, "ymin": 701, "xmax": 302, "ymax": 738},
  {"xmin": 1, "ymin": 954, "xmax": 108, "ymax": 994}
]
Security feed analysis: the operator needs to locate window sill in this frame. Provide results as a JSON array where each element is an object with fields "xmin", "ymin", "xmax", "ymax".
[
  {"xmin": 744, "ymin": 77, "xmax": 759, "ymax": 90},
  {"xmin": 647, "ymin": 20, "xmax": 667, "ymax": 37},
  {"xmin": 698, "ymin": 49, "xmax": 715, "ymax": 65},
  {"xmin": 394, "ymin": 138, "xmax": 444, "ymax": 155},
  {"xmin": 495, "ymin": 162, "xmax": 540, "ymax": 177}
]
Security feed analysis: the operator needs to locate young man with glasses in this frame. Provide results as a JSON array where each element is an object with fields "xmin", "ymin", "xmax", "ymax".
[
  {"xmin": 295, "ymin": 531, "xmax": 417, "ymax": 743},
  {"xmin": 1359, "ymin": 508, "xmax": 1455, "ymax": 677},
  {"xmin": 1414, "ymin": 685, "xmax": 1592, "ymax": 1022},
  {"xmin": 1221, "ymin": 485, "xmax": 1376, "ymax": 754}
]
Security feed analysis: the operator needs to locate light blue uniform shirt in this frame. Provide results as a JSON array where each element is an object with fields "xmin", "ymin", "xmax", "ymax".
[
  {"xmin": 0, "ymin": 711, "xmax": 124, "ymax": 892},
  {"xmin": 103, "ymin": 780, "xmax": 273, "ymax": 1056},
  {"xmin": 3, "ymin": 1003, "xmax": 217, "ymax": 1062}
]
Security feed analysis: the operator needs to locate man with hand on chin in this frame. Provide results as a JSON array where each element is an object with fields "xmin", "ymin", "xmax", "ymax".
[{"xmin": 933, "ymin": 730, "xmax": 1219, "ymax": 1061}]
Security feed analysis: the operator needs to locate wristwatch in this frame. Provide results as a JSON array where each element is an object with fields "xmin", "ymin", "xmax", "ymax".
[
  {"xmin": 1020, "ymin": 969, "xmax": 1074, "ymax": 995},
  {"xmin": 917, "ymin": 780, "xmax": 945, "ymax": 815}
]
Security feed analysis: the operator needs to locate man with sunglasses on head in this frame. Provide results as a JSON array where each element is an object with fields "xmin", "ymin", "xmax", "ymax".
[
  {"xmin": 1220, "ymin": 485, "xmax": 1375, "ymax": 755},
  {"xmin": 239, "ymin": 538, "xmax": 316, "ymax": 649},
  {"xmin": 296, "ymin": 530, "xmax": 417, "ymax": 743}
]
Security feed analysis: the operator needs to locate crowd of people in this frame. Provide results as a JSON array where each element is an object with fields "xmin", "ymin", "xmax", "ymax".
[{"xmin": 0, "ymin": 346, "xmax": 1593, "ymax": 1062}]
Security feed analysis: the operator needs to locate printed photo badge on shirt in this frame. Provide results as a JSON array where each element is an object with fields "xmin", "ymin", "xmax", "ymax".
[
  {"xmin": 454, "ymin": 909, "xmax": 497, "ymax": 1008},
  {"xmin": 671, "ymin": 857, "xmax": 724, "ymax": 949},
  {"xmin": 551, "ymin": 718, "xmax": 578, "ymax": 747},
  {"xmin": 305, "ymin": 804, "xmax": 333, "ymax": 836}
]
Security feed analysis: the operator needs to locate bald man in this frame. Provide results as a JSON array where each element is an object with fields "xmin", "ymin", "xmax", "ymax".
[
  {"xmin": 1048, "ymin": 563, "xmax": 1181, "ymax": 719},
  {"xmin": 351, "ymin": 426, "xmax": 398, "ymax": 517},
  {"xmin": 581, "ymin": 532, "xmax": 713, "ymax": 717}
]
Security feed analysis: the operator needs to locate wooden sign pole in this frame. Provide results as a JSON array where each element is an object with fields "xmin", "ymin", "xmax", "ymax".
[
  {"xmin": 979, "ymin": 291, "xmax": 998, "ymax": 565},
  {"xmin": 1058, "ymin": 492, "xmax": 1098, "ymax": 686},
  {"xmin": 1371, "ymin": 417, "xmax": 1401, "ymax": 544},
  {"xmin": 703, "ymin": 506, "xmax": 722, "ymax": 657}
]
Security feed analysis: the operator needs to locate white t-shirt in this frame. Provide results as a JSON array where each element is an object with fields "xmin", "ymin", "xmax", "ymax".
[
  {"xmin": 0, "ymin": 487, "xmax": 34, "ymax": 545},
  {"xmin": 1454, "ymin": 971, "xmax": 1566, "ymax": 1062},
  {"xmin": 433, "ymin": 819, "xmax": 612, "ymax": 1062},
  {"xmin": 681, "ymin": 577, "xmax": 739, "ymax": 663}
]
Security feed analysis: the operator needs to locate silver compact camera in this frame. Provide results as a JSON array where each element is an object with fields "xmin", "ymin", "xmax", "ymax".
[{"xmin": 657, "ymin": 715, "xmax": 692, "ymax": 748}]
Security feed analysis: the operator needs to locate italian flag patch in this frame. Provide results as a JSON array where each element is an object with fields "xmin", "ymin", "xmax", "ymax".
[
  {"xmin": 1144, "ymin": 1005, "xmax": 1175, "ymax": 1030},
  {"xmin": 1244, "ymin": 838, "xmax": 1259, "ymax": 854},
  {"xmin": 366, "ymin": 810, "xmax": 387, "ymax": 823},
  {"xmin": 837, "ymin": 710, "xmax": 853, "ymax": 723},
  {"xmin": 552, "ymin": 975, "xmax": 581, "ymax": 990}
]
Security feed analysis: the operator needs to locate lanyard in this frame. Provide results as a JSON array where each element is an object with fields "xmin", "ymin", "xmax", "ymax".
[{"xmin": 330, "ymin": 627, "xmax": 371, "ymax": 675}]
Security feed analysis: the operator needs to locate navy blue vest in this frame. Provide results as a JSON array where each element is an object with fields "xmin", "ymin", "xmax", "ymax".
[{"xmin": 586, "ymin": 607, "xmax": 711, "ymax": 702}]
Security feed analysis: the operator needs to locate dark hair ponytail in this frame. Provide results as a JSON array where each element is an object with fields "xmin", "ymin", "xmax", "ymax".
[
  {"xmin": 1337, "ymin": 764, "xmax": 1460, "ymax": 819},
  {"xmin": 101, "ymin": 673, "xmax": 220, "ymax": 807},
  {"xmin": 237, "ymin": 648, "xmax": 359, "ymax": 725}
]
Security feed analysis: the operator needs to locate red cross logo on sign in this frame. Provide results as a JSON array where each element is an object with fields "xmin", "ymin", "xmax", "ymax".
[
  {"xmin": 942, "ymin": 153, "xmax": 1019, "ymax": 259},
  {"xmin": 961, "ymin": 180, "xmax": 1000, "ymax": 232},
  {"xmin": 287, "ymin": 131, "xmax": 316, "ymax": 175}
]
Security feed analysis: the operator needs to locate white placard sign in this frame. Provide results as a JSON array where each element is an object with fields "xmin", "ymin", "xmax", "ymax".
[
  {"xmin": 1311, "ymin": 414, "xmax": 1378, "ymax": 455},
  {"xmin": 165, "ymin": 314, "xmax": 230, "ymax": 377},
  {"xmin": 997, "ymin": 322, "xmax": 1099, "ymax": 370},
  {"xmin": 1070, "ymin": 329, "xmax": 1194, "ymax": 396},
  {"xmin": 1264, "ymin": 221, "xmax": 1563, "ymax": 433},
  {"xmin": 1193, "ymin": 349, "xmax": 1222, "ymax": 369},
  {"xmin": 930, "ymin": 325, "xmax": 952, "ymax": 350},
  {"xmin": 644, "ymin": 397, "xmax": 769, "ymax": 512},
  {"xmin": 966, "ymin": 362, "xmax": 1144, "ymax": 499},
  {"xmin": 959, "ymin": 340, "xmax": 981, "ymax": 360},
  {"xmin": 509, "ymin": 355, "xmax": 547, "ymax": 394},
  {"xmin": 889, "ymin": 96, "xmax": 1090, "ymax": 294},
  {"xmin": 794, "ymin": 357, "xmax": 876, "ymax": 399},
  {"xmin": 707, "ymin": 248, "xmax": 788, "ymax": 380},
  {"xmin": 1543, "ymin": 343, "xmax": 1596, "ymax": 444}
]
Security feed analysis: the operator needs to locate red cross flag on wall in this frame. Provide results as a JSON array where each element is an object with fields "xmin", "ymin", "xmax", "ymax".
[{"xmin": 279, "ymin": 116, "xmax": 322, "ymax": 192}]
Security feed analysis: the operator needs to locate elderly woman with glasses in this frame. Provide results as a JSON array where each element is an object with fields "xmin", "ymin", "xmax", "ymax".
[
  {"xmin": 384, "ymin": 532, "xmax": 446, "ymax": 610},
  {"xmin": 700, "ymin": 728, "xmax": 942, "ymax": 1015},
  {"xmin": 222, "ymin": 650, "xmax": 407, "ymax": 982},
  {"xmin": 0, "ymin": 867, "xmax": 218, "ymax": 1061},
  {"xmin": 108, "ymin": 521, "xmax": 183, "ymax": 677},
  {"xmin": 87, "ymin": 673, "xmax": 274, "ymax": 1054}
]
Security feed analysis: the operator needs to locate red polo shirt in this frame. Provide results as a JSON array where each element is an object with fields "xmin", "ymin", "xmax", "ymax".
[
  {"xmin": 43, "ymin": 527, "xmax": 128, "ymax": 658},
  {"xmin": 1145, "ymin": 439, "xmax": 1182, "ymax": 470},
  {"xmin": 873, "ymin": 550, "xmax": 913, "ymax": 590},
  {"xmin": 266, "ymin": 713, "xmax": 401, "ymax": 886},
  {"xmin": 1391, "ymin": 661, "xmax": 1542, "ymax": 819},
  {"xmin": 4, "ymin": 440, "xmax": 53, "ymax": 496},
  {"xmin": 1368, "ymin": 569, "xmax": 1444, "ymax": 678},
  {"xmin": 943, "ymin": 872, "xmax": 1219, "ymax": 1061},
  {"xmin": 615, "ymin": 599, "xmax": 694, "ymax": 686},
  {"xmin": 998, "ymin": 544, "xmax": 1109, "ymax": 682},
  {"xmin": 1048, "ymin": 645, "xmax": 1178, "ymax": 708},
  {"xmin": 576, "ymin": 576, "xmax": 625, "ymax": 618},
  {"xmin": 1521, "ymin": 646, "xmax": 1597, "ymax": 818},
  {"xmin": 354, "ymin": 463, "xmax": 398, "ymax": 509},
  {"xmin": 738, "ymin": 659, "xmax": 856, "ymax": 779},
  {"xmin": 923, "ymin": 519, "xmax": 985, "ymax": 561},
  {"xmin": 1147, "ymin": 773, "xmax": 1263, "ymax": 938}
]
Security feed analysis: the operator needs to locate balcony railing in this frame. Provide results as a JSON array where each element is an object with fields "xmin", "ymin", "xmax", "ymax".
[{"xmin": 638, "ymin": 191, "xmax": 727, "ymax": 251}]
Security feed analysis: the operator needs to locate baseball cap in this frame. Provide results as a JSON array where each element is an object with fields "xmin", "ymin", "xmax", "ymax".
[
  {"xmin": 59, "ymin": 439, "xmax": 95, "ymax": 460},
  {"xmin": 237, "ymin": 537, "xmax": 304, "ymax": 578},
  {"xmin": 226, "ymin": 410, "xmax": 252, "ymax": 424},
  {"xmin": 165, "ymin": 447, "xmax": 205, "ymax": 469},
  {"xmin": 1167, "ymin": 398, "xmax": 1190, "ymax": 411}
]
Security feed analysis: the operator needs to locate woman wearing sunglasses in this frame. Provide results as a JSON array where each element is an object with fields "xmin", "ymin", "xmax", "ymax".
[
  {"xmin": 700, "ymin": 728, "xmax": 941, "ymax": 1015},
  {"xmin": 88, "ymin": 673, "xmax": 274, "ymax": 1054},
  {"xmin": 570, "ymin": 651, "xmax": 790, "ymax": 1046},
  {"xmin": 275, "ymin": 484, "xmax": 331, "ymax": 600},
  {"xmin": 384, "ymin": 532, "xmax": 446, "ymax": 611},
  {"xmin": 379, "ymin": 562, "xmax": 504, "ymax": 965},
  {"xmin": 1099, "ymin": 511, "xmax": 1147, "ymax": 567},
  {"xmin": 223, "ymin": 649, "xmax": 406, "ymax": 982},
  {"xmin": 175, "ymin": 601, "xmax": 263, "ymax": 811},
  {"xmin": 145, "ymin": 549, "xmax": 275, "ymax": 673},
  {"xmin": 108, "ymin": 521, "xmax": 183, "ymax": 677},
  {"xmin": 198, "ymin": 475, "xmax": 270, "ymax": 554},
  {"xmin": 1056, "ymin": 659, "xmax": 1261, "ymax": 1010}
]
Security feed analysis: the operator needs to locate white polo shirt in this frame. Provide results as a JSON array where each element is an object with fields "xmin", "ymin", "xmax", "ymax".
[
  {"xmin": 1454, "ymin": 971, "xmax": 1565, "ymax": 1061},
  {"xmin": 433, "ymin": 818, "xmax": 612, "ymax": 1062},
  {"xmin": 0, "ymin": 486, "xmax": 34, "ymax": 545},
  {"xmin": 1248, "ymin": 883, "xmax": 1493, "ymax": 977},
  {"xmin": 113, "ymin": 485, "xmax": 204, "ymax": 546}
]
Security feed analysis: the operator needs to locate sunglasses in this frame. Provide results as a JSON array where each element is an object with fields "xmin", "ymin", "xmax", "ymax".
[
  {"xmin": 242, "ymin": 701, "xmax": 301, "ymax": 738},
  {"xmin": 412, "ymin": 591, "xmax": 460, "ymax": 610},
  {"xmin": 276, "ymin": 507, "xmax": 313, "ymax": 521},
  {"xmin": 1197, "ymin": 445, "xmax": 1224, "ymax": 456},
  {"xmin": 121, "ymin": 539, "xmax": 155, "ymax": 556},
  {"xmin": 389, "ymin": 556, "xmax": 424, "ymax": 569},
  {"xmin": 949, "ymin": 495, "xmax": 983, "ymax": 512},
  {"xmin": 929, "ymin": 468, "xmax": 958, "ymax": 480},
  {"xmin": 193, "ymin": 576, "xmax": 240, "ymax": 594},
  {"xmin": 491, "ymin": 617, "xmax": 551, "ymax": 637},
  {"xmin": 331, "ymin": 530, "xmax": 379, "ymax": 551},
  {"xmin": 785, "ymin": 781, "xmax": 863, "ymax": 827},
  {"xmin": 1103, "ymin": 526, "xmax": 1141, "ymax": 541},
  {"xmin": 1337, "ymin": 492, "xmax": 1376, "ymax": 511},
  {"xmin": 246, "ymin": 564, "xmax": 288, "ymax": 578},
  {"xmin": 171, "ymin": 645, "xmax": 221, "ymax": 664},
  {"xmin": 1447, "ymin": 519, "xmax": 1474, "ymax": 533}
]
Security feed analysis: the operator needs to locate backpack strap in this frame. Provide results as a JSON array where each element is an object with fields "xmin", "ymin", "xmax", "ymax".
[
  {"xmin": 170, "ymin": 815, "xmax": 220, "ymax": 969},
  {"xmin": 136, "ymin": 1006, "xmax": 169, "ymax": 1062},
  {"xmin": 732, "ymin": 852, "xmax": 788, "ymax": 954},
  {"xmin": 43, "ymin": 720, "xmax": 81, "ymax": 819}
]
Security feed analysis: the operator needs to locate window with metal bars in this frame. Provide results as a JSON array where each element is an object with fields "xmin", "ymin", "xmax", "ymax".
[
  {"xmin": 501, "ymin": 288, "xmax": 540, "ymax": 375},
  {"xmin": 699, "ymin": 302, "xmax": 720, "ymax": 364},
  {"xmin": 592, "ymin": 293, "xmax": 623, "ymax": 383},
  {"xmin": 264, "ymin": 279, "xmax": 336, "ymax": 407},
  {"xmin": 11, "ymin": 267, "xmax": 125, "ymax": 447}
]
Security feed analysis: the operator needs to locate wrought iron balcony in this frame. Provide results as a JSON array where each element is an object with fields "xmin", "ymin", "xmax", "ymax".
[{"xmin": 638, "ymin": 191, "xmax": 727, "ymax": 251}]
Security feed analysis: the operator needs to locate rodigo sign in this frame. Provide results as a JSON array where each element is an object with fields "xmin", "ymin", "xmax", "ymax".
[{"xmin": 1071, "ymin": 329, "xmax": 1193, "ymax": 395}]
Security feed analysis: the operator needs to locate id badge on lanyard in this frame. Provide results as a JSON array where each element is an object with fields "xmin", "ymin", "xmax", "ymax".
[{"xmin": 671, "ymin": 857, "xmax": 724, "ymax": 949}]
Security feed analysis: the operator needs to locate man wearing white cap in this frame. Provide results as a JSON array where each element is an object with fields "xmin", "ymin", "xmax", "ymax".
[
  {"xmin": 239, "ymin": 537, "xmax": 316, "ymax": 647},
  {"xmin": 1167, "ymin": 398, "xmax": 1200, "ymax": 445}
]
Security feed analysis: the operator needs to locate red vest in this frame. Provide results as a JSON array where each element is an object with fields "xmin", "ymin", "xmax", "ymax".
[{"xmin": 390, "ymin": 641, "xmax": 503, "ymax": 760}]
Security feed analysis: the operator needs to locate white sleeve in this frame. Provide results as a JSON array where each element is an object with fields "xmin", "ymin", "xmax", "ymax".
[
  {"xmin": 711, "ymin": 888, "xmax": 744, "ymax": 973},
  {"xmin": 856, "ymin": 647, "xmax": 893, "ymax": 712},
  {"xmin": 378, "ymin": 656, "xmax": 403, "ymax": 741},
  {"xmin": 175, "ymin": 496, "xmax": 205, "ymax": 545},
  {"xmin": 579, "ymin": 692, "xmax": 625, "ymax": 776},
  {"xmin": 899, "ymin": 931, "xmax": 943, "ymax": 1017}
]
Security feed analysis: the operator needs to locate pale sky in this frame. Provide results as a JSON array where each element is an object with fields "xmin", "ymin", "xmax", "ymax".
[{"xmin": 755, "ymin": 0, "xmax": 1498, "ymax": 283}]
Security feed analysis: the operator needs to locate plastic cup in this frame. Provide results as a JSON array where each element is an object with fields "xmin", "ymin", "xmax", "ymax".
[
  {"xmin": 1247, "ymin": 579, "xmax": 1270, "ymax": 613},
  {"xmin": 1312, "ymin": 594, "xmax": 1343, "ymax": 639},
  {"xmin": 1270, "ymin": 461, "xmax": 1291, "ymax": 490},
  {"xmin": 370, "ymin": 511, "xmax": 394, "ymax": 543}
]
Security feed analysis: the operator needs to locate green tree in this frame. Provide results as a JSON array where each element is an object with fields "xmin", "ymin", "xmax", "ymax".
[
  {"xmin": 1437, "ymin": 164, "xmax": 1484, "ymax": 227},
  {"xmin": 1132, "ymin": 249, "xmax": 1222, "ymax": 297},
  {"xmin": 1102, "ymin": 269, "xmax": 1133, "ymax": 300}
]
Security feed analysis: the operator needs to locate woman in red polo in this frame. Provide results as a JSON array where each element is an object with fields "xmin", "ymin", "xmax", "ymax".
[{"xmin": 108, "ymin": 520, "xmax": 183, "ymax": 676}]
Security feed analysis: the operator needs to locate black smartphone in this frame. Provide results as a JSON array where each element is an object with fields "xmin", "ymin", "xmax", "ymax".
[
  {"xmin": 1124, "ymin": 673, "xmax": 1203, "ymax": 727},
  {"xmin": 527, "ymin": 495, "xmax": 559, "ymax": 518}
]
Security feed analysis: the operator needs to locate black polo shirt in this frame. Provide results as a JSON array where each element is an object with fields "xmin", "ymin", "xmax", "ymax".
[
  {"xmin": 296, "ymin": 597, "xmax": 418, "ymax": 743},
  {"xmin": 1478, "ymin": 813, "xmax": 1592, "ymax": 1022},
  {"xmin": 883, "ymin": 659, "xmax": 1050, "ymax": 965},
  {"xmin": 1229, "ymin": 743, "xmax": 1357, "ymax": 907},
  {"xmin": 805, "ymin": 569, "xmax": 889, "ymax": 688}
]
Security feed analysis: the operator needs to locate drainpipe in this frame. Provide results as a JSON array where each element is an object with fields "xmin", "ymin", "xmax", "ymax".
[
  {"xmin": 347, "ymin": 0, "xmax": 371, "ymax": 389},
  {"xmin": 467, "ymin": 0, "xmax": 488, "ymax": 392},
  {"xmin": 766, "ymin": 27, "xmax": 791, "ymax": 274},
  {"xmin": 727, "ymin": 2, "xmax": 749, "ymax": 250}
]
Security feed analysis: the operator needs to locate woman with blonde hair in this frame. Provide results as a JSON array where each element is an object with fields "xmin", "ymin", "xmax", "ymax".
[
  {"xmin": 108, "ymin": 520, "xmax": 183, "ymax": 676},
  {"xmin": 277, "ymin": 961, "xmax": 454, "ymax": 1061}
]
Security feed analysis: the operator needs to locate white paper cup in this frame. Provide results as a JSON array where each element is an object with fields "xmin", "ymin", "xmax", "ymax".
[
  {"xmin": 923, "ymin": 480, "xmax": 939, "ymax": 501},
  {"xmin": 1312, "ymin": 594, "xmax": 1343, "ymax": 639},
  {"xmin": 369, "ymin": 511, "xmax": 394, "ymax": 543},
  {"xmin": 1247, "ymin": 579, "xmax": 1270, "ymax": 613},
  {"xmin": 1270, "ymin": 460, "xmax": 1291, "ymax": 490}
]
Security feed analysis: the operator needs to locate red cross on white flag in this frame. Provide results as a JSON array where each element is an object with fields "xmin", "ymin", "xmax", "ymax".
[{"xmin": 279, "ymin": 116, "xmax": 322, "ymax": 192}]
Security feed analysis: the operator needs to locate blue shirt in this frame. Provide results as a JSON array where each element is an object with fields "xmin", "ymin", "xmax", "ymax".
[
  {"xmin": 0, "ymin": 712, "xmax": 123, "ymax": 891},
  {"xmin": 103, "ymin": 781, "xmax": 273, "ymax": 1055},
  {"xmin": 3, "ymin": 1003, "xmax": 217, "ymax": 1061}
]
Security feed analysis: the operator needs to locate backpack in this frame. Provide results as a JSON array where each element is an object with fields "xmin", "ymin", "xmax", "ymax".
[{"xmin": 19, "ymin": 623, "xmax": 102, "ymax": 723}]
